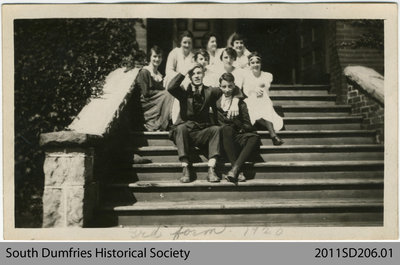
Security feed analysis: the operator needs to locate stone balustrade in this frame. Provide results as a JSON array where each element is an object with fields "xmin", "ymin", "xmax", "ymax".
[
  {"xmin": 344, "ymin": 66, "xmax": 384, "ymax": 142},
  {"xmin": 40, "ymin": 67, "xmax": 139, "ymax": 227}
]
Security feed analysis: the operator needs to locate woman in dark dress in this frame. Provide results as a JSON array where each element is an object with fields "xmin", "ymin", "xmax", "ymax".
[
  {"xmin": 217, "ymin": 73, "xmax": 261, "ymax": 182},
  {"xmin": 134, "ymin": 45, "xmax": 174, "ymax": 131}
]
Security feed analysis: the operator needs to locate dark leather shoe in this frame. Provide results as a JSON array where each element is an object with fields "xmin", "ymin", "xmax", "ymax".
[
  {"xmin": 207, "ymin": 167, "xmax": 220, "ymax": 182},
  {"xmin": 225, "ymin": 166, "xmax": 239, "ymax": 183},
  {"xmin": 272, "ymin": 136, "xmax": 284, "ymax": 146},
  {"xmin": 133, "ymin": 154, "xmax": 152, "ymax": 164},
  {"xmin": 180, "ymin": 166, "xmax": 192, "ymax": 183}
]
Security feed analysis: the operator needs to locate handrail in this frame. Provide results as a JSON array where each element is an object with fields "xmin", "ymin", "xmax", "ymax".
[{"xmin": 344, "ymin": 66, "xmax": 384, "ymax": 105}]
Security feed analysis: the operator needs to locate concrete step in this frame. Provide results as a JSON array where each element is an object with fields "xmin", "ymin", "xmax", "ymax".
[
  {"xmin": 127, "ymin": 160, "xmax": 384, "ymax": 181},
  {"xmin": 281, "ymin": 105, "xmax": 351, "ymax": 117},
  {"xmin": 270, "ymin": 84, "xmax": 330, "ymax": 91},
  {"xmin": 136, "ymin": 144, "xmax": 384, "ymax": 163},
  {"xmin": 270, "ymin": 90, "xmax": 330, "ymax": 96},
  {"xmin": 103, "ymin": 198, "xmax": 383, "ymax": 227},
  {"xmin": 106, "ymin": 178, "xmax": 383, "ymax": 203},
  {"xmin": 130, "ymin": 130, "xmax": 377, "ymax": 146},
  {"xmin": 283, "ymin": 116, "xmax": 362, "ymax": 130},
  {"xmin": 271, "ymin": 94, "xmax": 336, "ymax": 106}
]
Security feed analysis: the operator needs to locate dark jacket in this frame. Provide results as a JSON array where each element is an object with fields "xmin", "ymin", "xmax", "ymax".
[
  {"xmin": 216, "ymin": 98, "xmax": 255, "ymax": 133},
  {"xmin": 168, "ymin": 73, "xmax": 243, "ymax": 129}
]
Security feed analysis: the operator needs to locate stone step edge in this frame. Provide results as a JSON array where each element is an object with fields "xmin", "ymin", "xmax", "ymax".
[
  {"xmin": 137, "ymin": 144, "xmax": 384, "ymax": 152},
  {"xmin": 132, "ymin": 160, "xmax": 384, "ymax": 169},
  {"xmin": 270, "ymin": 95, "xmax": 336, "ymax": 99},
  {"xmin": 109, "ymin": 178, "xmax": 383, "ymax": 188},
  {"xmin": 270, "ymin": 84, "xmax": 330, "ymax": 89},
  {"xmin": 283, "ymin": 116, "xmax": 362, "ymax": 121},
  {"xmin": 130, "ymin": 129, "xmax": 376, "ymax": 136},
  {"xmin": 278, "ymin": 105, "xmax": 351, "ymax": 111},
  {"xmin": 104, "ymin": 199, "xmax": 383, "ymax": 212}
]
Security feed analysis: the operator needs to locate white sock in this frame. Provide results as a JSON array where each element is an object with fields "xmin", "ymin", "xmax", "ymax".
[
  {"xmin": 208, "ymin": 158, "xmax": 216, "ymax": 168},
  {"xmin": 182, "ymin": 162, "xmax": 189, "ymax": 167}
]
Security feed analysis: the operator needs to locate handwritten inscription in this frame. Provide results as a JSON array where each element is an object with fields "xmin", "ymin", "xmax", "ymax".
[
  {"xmin": 127, "ymin": 226, "xmax": 284, "ymax": 240},
  {"xmin": 170, "ymin": 226, "xmax": 227, "ymax": 240},
  {"xmin": 129, "ymin": 226, "xmax": 163, "ymax": 239}
]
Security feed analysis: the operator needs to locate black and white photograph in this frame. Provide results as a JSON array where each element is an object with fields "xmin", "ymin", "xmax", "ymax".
[{"xmin": 2, "ymin": 3, "xmax": 397, "ymax": 240}]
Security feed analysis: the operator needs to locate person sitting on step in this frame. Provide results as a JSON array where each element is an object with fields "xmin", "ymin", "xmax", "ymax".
[
  {"xmin": 243, "ymin": 51, "xmax": 284, "ymax": 145},
  {"xmin": 216, "ymin": 73, "xmax": 261, "ymax": 183},
  {"xmin": 168, "ymin": 63, "xmax": 243, "ymax": 183}
]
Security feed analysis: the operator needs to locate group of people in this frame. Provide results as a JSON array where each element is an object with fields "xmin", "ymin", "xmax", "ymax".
[{"xmin": 132, "ymin": 30, "xmax": 284, "ymax": 183}]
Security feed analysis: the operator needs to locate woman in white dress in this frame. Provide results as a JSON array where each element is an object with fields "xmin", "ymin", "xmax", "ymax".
[
  {"xmin": 229, "ymin": 33, "xmax": 251, "ymax": 69},
  {"xmin": 202, "ymin": 32, "xmax": 223, "ymax": 68},
  {"xmin": 166, "ymin": 31, "xmax": 195, "ymax": 124},
  {"xmin": 243, "ymin": 52, "xmax": 284, "ymax": 145}
]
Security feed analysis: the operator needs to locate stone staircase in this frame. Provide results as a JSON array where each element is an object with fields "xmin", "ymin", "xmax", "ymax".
[{"xmin": 97, "ymin": 84, "xmax": 384, "ymax": 227}]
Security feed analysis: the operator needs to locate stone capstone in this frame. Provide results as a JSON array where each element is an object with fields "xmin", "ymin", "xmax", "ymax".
[
  {"xmin": 344, "ymin": 66, "xmax": 384, "ymax": 104},
  {"xmin": 40, "ymin": 131, "xmax": 101, "ymax": 147}
]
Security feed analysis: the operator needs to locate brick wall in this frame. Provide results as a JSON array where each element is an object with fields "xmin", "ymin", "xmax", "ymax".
[
  {"xmin": 328, "ymin": 20, "xmax": 384, "ymax": 104},
  {"xmin": 347, "ymin": 81, "xmax": 384, "ymax": 142}
]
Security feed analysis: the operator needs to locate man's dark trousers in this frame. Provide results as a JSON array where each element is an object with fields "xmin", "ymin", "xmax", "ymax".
[{"xmin": 172, "ymin": 121, "xmax": 220, "ymax": 161}]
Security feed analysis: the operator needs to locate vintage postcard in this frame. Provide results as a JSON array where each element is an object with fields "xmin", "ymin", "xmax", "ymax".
[{"xmin": 2, "ymin": 3, "xmax": 398, "ymax": 240}]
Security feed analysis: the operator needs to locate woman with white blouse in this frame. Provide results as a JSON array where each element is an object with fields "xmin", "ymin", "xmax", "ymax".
[
  {"xmin": 243, "ymin": 52, "xmax": 284, "ymax": 145},
  {"xmin": 202, "ymin": 32, "xmax": 223, "ymax": 68},
  {"xmin": 164, "ymin": 30, "xmax": 195, "ymax": 88}
]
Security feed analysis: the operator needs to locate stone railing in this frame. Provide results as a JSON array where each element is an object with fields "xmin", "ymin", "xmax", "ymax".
[
  {"xmin": 40, "ymin": 67, "xmax": 139, "ymax": 227},
  {"xmin": 344, "ymin": 66, "xmax": 384, "ymax": 143}
]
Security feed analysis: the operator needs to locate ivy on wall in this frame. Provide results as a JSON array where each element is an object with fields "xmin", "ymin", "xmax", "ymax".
[{"xmin": 14, "ymin": 19, "xmax": 143, "ymax": 227}]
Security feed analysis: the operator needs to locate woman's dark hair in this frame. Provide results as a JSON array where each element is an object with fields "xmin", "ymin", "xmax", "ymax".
[
  {"xmin": 219, "ymin": 72, "xmax": 235, "ymax": 84},
  {"xmin": 220, "ymin": 47, "xmax": 237, "ymax": 61},
  {"xmin": 247, "ymin": 51, "xmax": 262, "ymax": 61},
  {"xmin": 194, "ymin": 49, "xmax": 210, "ymax": 62},
  {"xmin": 230, "ymin": 32, "xmax": 246, "ymax": 46},
  {"xmin": 178, "ymin": 30, "xmax": 194, "ymax": 46},
  {"xmin": 148, "ymin": 45, "xmax": 163, "ymax": 61},
  {"xmin": 202, "ymin": 32, "xmax": 218, "ymax": 49}
]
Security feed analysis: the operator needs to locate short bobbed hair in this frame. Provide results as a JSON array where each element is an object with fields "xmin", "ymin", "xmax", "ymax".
[
  {"xmin": 202, "ymin": 32, "xmax": 218, "ymax": 48},
  {"xmin": 220, "ymin": 47, "xmax": 237, "ymax": 61},
  {"xmin": 178, "ymin": 30, "xmax": 194, "ymax": 47},
  {"xmin": 194, "ymin": 49, "xmax": 210, "ymax": 62},
  {"xmin": 148, "ymin": 45, "xmax": 163, "ymax": 61},
  {"xmin": 230, "ymin": 33, "xmax": 246, "ymax": 46}
]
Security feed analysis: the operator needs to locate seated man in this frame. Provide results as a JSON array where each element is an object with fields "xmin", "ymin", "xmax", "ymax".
[
  {"xmin": 168, "ymin": 63, "xmax": 242, "ymax": 183},
  {"xmin": 216, "ymin": 73, "xmax": 261, "ymax": 182}
]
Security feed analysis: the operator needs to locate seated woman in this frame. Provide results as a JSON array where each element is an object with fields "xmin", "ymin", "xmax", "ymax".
[
  {"xmin": 229, "ymin": 32, "xmax": 251, "ymax": 69},
  {"xmin": 213, "ymin": 47, "xmax": 246, "ymax": 90},
  {"xmin": 217, "ymin": 73, "xmax": 260, "ymax": 182},
  {"xmin": 243, "ymin": 52, "xmax": 284, "ymax": 145},
  {"xmin": 164, "ymin": 30, "xmax": 194, "ymax": 88},
  {"xmin": 202, "ymin": 32, "xmax": 223, "ymax": 68},
  {"xmin": 133, "ymin": 45, "xmax": 174, "ymax": 131}
]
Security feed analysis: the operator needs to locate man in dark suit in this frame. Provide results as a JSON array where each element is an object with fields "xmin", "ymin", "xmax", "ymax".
[
  {"xmin": 168, "ymin": 64, "xmax": 242, "ymax": 183},
  {"xmin": 216, "ymin": 73, "xmax": 261, "ymax": 183}
]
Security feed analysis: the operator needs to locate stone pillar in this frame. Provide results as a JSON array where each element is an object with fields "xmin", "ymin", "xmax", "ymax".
[{"xmin": 40, "ymin": 132, "xmax": 100, "ymax": 227}]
